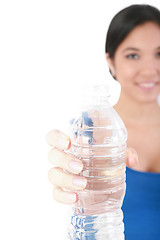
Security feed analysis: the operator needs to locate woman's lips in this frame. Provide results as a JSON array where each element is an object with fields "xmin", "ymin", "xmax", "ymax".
[{"xmin": 136, "ymin": 82, "xmax": 157, "ymax": 90}]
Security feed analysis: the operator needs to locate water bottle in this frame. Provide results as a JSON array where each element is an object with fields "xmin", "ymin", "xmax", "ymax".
[{"xmin": 66, "ymin": 84, "xmax": 127, "ymax": 240}]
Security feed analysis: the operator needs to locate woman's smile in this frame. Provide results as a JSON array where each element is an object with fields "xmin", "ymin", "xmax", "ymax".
[{"xmin": 135, "ymin": 81, "xmax": 159, "ymax": 91}]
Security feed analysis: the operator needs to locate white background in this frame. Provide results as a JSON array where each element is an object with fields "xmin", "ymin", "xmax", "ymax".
[{"xmin": 0, "ymin": 0, "xmax": 160, "ymax": 239}]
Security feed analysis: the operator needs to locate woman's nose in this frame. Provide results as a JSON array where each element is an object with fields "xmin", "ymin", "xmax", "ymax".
[{"xmin": 140, "ymin": 57, "xmax": 158, "ymax": 77}]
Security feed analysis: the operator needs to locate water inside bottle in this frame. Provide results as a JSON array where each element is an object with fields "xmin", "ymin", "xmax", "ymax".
[{"xmin": 67, "ymin": 99, "xmax": 127, "ymax": 239}]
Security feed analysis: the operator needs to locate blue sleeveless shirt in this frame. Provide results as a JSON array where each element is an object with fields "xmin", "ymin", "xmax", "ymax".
[{"xmin": 122, "ymin": 167, "xmax": 160, "ymax": 239}]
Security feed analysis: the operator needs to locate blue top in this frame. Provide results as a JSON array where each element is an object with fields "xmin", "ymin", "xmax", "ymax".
[{"xmin": 122, "ymin": 167, "xmax": 160, "ymax": 239}]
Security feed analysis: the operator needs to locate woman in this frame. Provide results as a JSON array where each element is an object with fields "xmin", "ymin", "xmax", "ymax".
[{"xmin": 46, "ymin": 4, "xmax": 160, "ymax": 239}]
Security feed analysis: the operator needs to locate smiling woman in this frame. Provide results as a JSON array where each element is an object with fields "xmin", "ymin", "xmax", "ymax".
[
  {"xmin": 47, "ymin": 4, "xmax": 160, "ymax": 240},
  {"xmin": 106, "ymin": 22, "xmax": 160, "ymax": 104},
  {"xmin": 104, "ymin": 5, "xmax": 160, "ymax": 239}
]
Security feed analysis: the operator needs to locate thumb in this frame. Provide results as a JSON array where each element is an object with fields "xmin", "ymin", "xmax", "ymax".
[{"xmin": 126, "ymin": 147, "xmax": 138, "ymax": 167}]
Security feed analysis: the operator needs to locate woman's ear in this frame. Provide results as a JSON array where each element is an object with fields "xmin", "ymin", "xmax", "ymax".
[{"xmin": 105, "ymin": 53, "xmax": 116, "ymax": 78}]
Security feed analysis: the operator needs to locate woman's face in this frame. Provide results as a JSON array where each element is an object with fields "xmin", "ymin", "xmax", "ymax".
[{"xmin": 106, "ymin": 22, "xmax": 160, "ymax": 104}]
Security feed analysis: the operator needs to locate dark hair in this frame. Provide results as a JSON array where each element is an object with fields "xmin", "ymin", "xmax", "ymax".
[{"xmin": 105, "ymin": 4, "xmax": 160, "ymax": 58}]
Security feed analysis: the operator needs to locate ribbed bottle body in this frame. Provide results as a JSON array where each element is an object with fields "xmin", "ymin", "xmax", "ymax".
[{"xmin": 67, "ymin": 87, "xmax": 127, "ymax": 239}]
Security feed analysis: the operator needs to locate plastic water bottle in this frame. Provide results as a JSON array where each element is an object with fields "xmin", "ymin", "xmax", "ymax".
[{"xmin": 66, "ymin": 84, "xmax": 127, "ymax": 240}]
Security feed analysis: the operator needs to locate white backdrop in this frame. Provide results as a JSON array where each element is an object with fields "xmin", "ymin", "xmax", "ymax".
[{"xmin": 0, "ymin": 0, "xmax": 160, "ymax": 239}]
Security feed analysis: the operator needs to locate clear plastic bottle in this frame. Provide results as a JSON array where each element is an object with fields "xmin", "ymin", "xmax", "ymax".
[{"xmin": 66, "ymin": 84, "xmax": 127, "ymax": 240}]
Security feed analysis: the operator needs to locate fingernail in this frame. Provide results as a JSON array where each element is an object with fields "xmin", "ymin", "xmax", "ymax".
[
  {"xmin": 73, "ymin": 176, "xmax": 87, "ymax": 188},
  {"xmin": 129, "ymin": 156, "xmax": 137, "ymax": 166},
  {"xmin": 130, "ymin": 148, "xmax": 138, "ymax": 161},
  {"xmin": 58, "ymin": 136, "xmax": 70, "ymax": 149},
  {"xmin": 66, "ymin": 193, "xmax": 77, "ymax": 203},
  {"xmin": 69, "ymin": 160, "xmax": 83, "ymax": 173}
]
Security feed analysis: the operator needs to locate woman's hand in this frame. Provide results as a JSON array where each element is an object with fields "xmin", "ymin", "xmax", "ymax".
[
  {"xmin": 46, "ymin": 130, "xmax": 87, "ymax": 204},
  {"xmin": 46, "ymin": 129, "xmax": 138, "ymax": 204}
]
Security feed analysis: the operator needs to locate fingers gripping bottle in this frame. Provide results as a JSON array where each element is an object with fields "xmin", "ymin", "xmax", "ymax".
[{"xmin": 67, "ymin": 84, "xmax": 127, "ymax": 240}]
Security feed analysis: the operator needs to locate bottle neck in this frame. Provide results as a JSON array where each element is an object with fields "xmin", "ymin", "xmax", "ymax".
[{"xmin": 81, "ymin": 95, "xmax": 111, "ymax": 109}]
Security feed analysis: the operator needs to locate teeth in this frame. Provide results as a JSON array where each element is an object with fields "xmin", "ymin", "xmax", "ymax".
[{"xmin": 139, "ymin": 83, "xmax": 155, "ymax": 88}]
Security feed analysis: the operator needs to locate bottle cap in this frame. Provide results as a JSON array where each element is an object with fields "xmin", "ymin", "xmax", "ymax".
[{"xmin": 81, "ymin": 82, "xmax": 121, "ymax": 107}]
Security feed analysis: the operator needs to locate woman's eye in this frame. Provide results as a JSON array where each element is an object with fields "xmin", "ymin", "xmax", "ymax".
[
  {"xmin": 126, "ymin": 54, "xmax": 139, "ymax": 59},
  {"xmin": 156, "ymin": 52, "xmax": 160, "ymax": 57}
]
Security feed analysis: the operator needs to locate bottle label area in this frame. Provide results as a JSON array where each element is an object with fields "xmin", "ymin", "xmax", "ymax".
[{"xmin": 67, "ymin": 210, "xmax": 125, "ymax": 240}]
